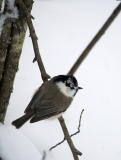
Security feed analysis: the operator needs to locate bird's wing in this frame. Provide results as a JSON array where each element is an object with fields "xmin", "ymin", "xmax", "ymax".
[
  {"xmin": 24, "ymin": 82, "xmax": 65, "ymax": 118},
  {"xmin": 24, "ymin": 86, "xmax": 43, "ymax": 113},
  {"xmin": 30, "ymin": 105, "xmax": 62, "ymax": 123},
  {"xmin": 29, "ymin": 93, "xmax": 65, "ymax": 123},
  {"xmin": 24, "ymin": 81, "xmax": 71, "ymax": 123}
]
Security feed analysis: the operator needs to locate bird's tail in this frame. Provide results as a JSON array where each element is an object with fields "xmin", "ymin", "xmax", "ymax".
[{"xmin": 12, "ymin": 113, "xmax": 34, "ymax": 129}]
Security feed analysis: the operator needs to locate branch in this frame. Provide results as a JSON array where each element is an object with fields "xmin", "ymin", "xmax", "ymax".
[
  {"xmin": 68, "ymin": 2, "xmax": 121, "ymax": 75},
  {"xmin": 41, "ymin": 151, "xmax": 47, "ymax": 160},
  {"xmin": 50, "ymin": 109, "xmax": 84, "ymax": 151},
  {"xmin": 18, "ymin": 1, "xmax": 82, "ymax": 160},
  {"xmin": 16, "ymin": 1, "xmax": 121, "ymax": 160},
  {"xmin": 49, "ymin": 2, "xmax": 121, "ymax": 157},
  {"xmin": 58, "ymin": 116, "xmax": 82, "ymax": 160},
  {"xmin": 16, "ymin": 0, "xmax": 50, "ymax": 82}
]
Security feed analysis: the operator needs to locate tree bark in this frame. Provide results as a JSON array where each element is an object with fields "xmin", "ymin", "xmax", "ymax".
[
  {"xmin": 0, "ymin": 19, "xmax": 12, "ymax": 82},
  {"xmin": 0, "ymin": 0, "xmax": 33, "ymax": 123},
  {"xmin": 0, "ymin": 0, "xmax": 4, "ymax": 12}
]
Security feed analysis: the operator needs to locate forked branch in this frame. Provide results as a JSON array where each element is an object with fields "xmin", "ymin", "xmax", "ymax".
[
  {"xmin": 17, "ymin": 1, "xmax": 81, "ymax": 160},
  {"xmin": 50, "ymin": 109, "xmax": 84, "ymax": 151},
  {"xmin": 17, "ymin": 1, "xmax": 121, "ymax": 160}
]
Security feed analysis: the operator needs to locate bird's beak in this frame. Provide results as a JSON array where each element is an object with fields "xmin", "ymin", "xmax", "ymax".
[{"xmin": 78, "ymin": 87, "xmax": 83, "ymax": 90}]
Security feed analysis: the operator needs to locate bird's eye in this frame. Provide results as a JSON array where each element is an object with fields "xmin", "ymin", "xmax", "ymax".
[
  {"xmin": 66, "ymin": 78, "xmax": 72, "ymax": 84},
  {"xmin": 65, "ymin": 80, "xmax": 75, "ymax": 89},
  {"xmin": 70, "ymin": 84, "xmax": 75, "ymax": 89},
  {"xmin": 65, "ymin": 81, "xmax": 70, "ymax": 87}
]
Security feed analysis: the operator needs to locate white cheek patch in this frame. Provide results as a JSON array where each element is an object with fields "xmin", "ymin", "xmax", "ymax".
[{"xmin": 56, "ymin": 82, "xmax": 76, "ymax": 97}]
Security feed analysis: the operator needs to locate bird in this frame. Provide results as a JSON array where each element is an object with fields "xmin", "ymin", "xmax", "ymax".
[{"xmin": 12, "ymin": 75, "xmax": 82, "ymax": 128}]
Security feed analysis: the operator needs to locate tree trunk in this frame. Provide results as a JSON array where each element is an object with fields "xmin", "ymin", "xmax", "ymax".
[
  {"xmin": 0, "ymin": 0, "xmax": 4, "ymax": 12},
  {"xmin": 0, "ymin": 0, "xmax": 33, "ymax": 123}
]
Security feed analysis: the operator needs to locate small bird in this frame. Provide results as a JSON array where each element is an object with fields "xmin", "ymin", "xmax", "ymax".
[{"xmin": 12, "ymin": 75, "xmax": 82, "ymax": 128}]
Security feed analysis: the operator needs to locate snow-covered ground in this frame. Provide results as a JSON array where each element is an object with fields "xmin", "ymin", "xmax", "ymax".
[
  {"xmin": 0, "ymin": 124, "xmax": 42, "ymax": 160},
  {"xmin": 0, "ymin": 0, "xmax": 121, "ymax": 160}
]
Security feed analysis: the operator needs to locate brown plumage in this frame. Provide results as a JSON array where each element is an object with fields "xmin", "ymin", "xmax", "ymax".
[{"xmin": 12, "ymin": 77, "xmax": 73, "ymax": 129}]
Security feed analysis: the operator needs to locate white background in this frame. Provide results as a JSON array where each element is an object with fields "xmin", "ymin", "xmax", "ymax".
[{"xmin": 2, "ymin": 0, "xmax": 121, "ymax": 160}]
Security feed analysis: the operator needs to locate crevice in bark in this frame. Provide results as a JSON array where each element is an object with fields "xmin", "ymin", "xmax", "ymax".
[{"xmin": 0, "ymin": 19, "xmax": 12, "ymax": 81}]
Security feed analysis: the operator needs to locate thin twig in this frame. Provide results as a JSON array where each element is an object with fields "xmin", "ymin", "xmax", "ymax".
[
  {"xmin": 71, "ymin": 109, "xmax": 84, "ymax": 137},
  {"xmin": 16, "ymin": 0, "xmax": 50, "ymax": 82},
  {"xmin": 68, "ymin": 2, "xmax": 121, "ymax": 75},
  {"xmin": 41, "ymin": 151, "xmax": 47, "ymax": 160},
  {"xmin": 49, "ymin": 109, "xmax": 84, "ymax": 151}
]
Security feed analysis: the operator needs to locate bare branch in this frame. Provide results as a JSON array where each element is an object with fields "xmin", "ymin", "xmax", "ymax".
[
  {"xmin": 58, "ymin": 116, "xmax": 82, "ymax": 159},
  {"xmin": 0, "ymin": 157, "xmax": 3, "ymax": 160},
  {"xmin": 17, "ymin": 1, "xmax": 81, "ymax": 160},
  {"xmin": 49, "ymin": 109, "xmax": 84, "ymax": 151},
  {"xmin": 15, "ymin": 1, "xmax": 121, "ymax": 160},
  {"xmin": 68, "ymin": 2, "xmax": 121, "ymax": 75},
  {"xmin": 41, "ymin": 151, "xmax": 47, "ymax": 160},
  {"xmin": 16, "ymin": 0, "xmax": 50, "ymax": 82}
]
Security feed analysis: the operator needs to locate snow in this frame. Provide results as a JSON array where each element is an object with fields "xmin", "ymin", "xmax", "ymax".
[
  {"xmin": 0, "ymin": 123, "xmax": 42, "ymax": 160},
  {"xmin": 6, "ymin": 0, "xmax": 16, "ymax": 10},
  {"xmin": 0, "ymin": 0, "xmax": 5, "ymax": 13},
  {"xmin": 1, "ymin": 0, "xmax": 121, "ymax": 160},
  {"xmin": 0, "ymin": 0, "xmax": 18, "ymax": 35}
]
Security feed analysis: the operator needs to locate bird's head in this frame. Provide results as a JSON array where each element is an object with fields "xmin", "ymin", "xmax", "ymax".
[{"xmin": 53, "ymin": 75, "xmax": 83, "ymax": 97}]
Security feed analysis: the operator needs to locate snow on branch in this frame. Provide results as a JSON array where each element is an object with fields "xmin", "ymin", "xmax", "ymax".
[
  {"xmin": 0, "ymin": 0, "xmax": 5, "ymax": 13},
  {"xmin": 0, "ymin": 0, "xmax": 19, "ymax": 35}
]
